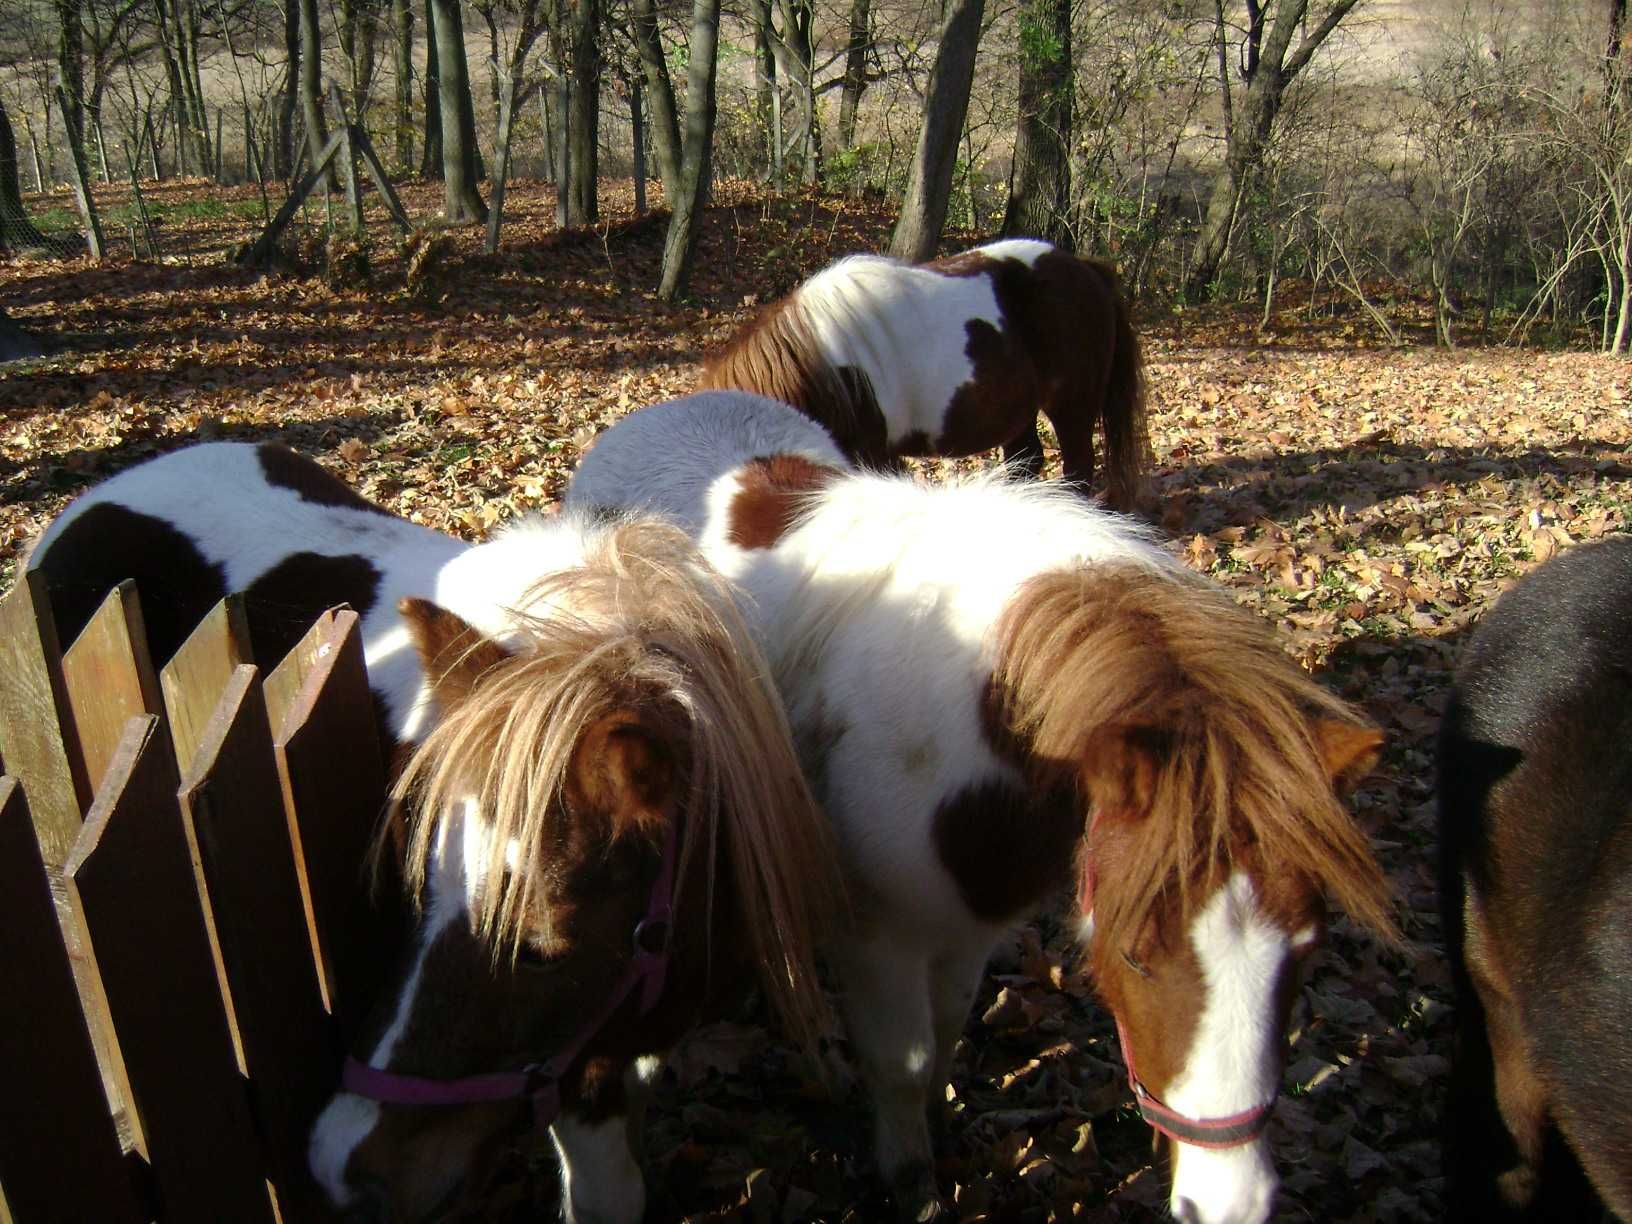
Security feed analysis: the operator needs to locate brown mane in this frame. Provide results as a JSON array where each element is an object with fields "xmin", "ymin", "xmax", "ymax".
[
  {"xmin": 389, "ymin": 518, "xmax": 844, "ymax": 1051},
  {"xmin": 990, "ymin": 562, "xmax": 1398, "ymax": 956},
  {"xmin": 698, "ymin": 294, "xmax": 886, "ymax": 463}
]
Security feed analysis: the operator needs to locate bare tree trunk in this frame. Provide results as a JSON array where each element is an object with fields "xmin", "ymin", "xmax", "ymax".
[
  {"xmin": 277, "ymin": 0, "xmax": 298, "ymax": 176},
  {"xmin": 420, "ymin": 0, "xmax": 442, "ymax": 177},
  {"xmin": 552, "ymin": 71, "xmax": 570, "ymax": 225},
  {"xmin": 1186, "ymin": 0, "xmax": 1360, "ymax": 300},
  {"xmin": 630, "ymin": 0, "xmax": 682, "ymax": 202},
  {"xmin": 1002, "ymin": 0, "xmax": 1070, "ymax": 243},
  {"xmin": 56, "ymin": 84, "xmax": 104, "ymax": 258},
  {"xmin": 393, "ymin": 0, "xmax": 414, "ymax": 169},
  {"xmin": 339, "ymin": 0, "xmax": 380, "ymax": 107},
  {"xmin": 772, "ymin": 0, "xmax": 820, "ymax": 184},
  {"xmin": 429, "ymin": 0, "xmax": 487, "ymax": 220},
  {"xmin": 750, "ymin": 0, "xmax": 776, "ymax": 179},
  {"xmin": 298, "ymin": 0, "xmax": 337, "ymax": 189},
  {"xmin": 629, "ymin": 73, "xmax": 647, "ymax": 214},
  {"xmin": 888, "ymin": 0, "xmax": 984, "ymax": 261},
  {"xmin": 658, "ymin": 0, "xmax": 720, "ymax": 300},
  {"xmin": 0, "ymin": 100, "xmax": 49, "ymax": 251},
  {"xmin": 58, "ymin": 0, "xmax": 85, "ymax": 148},
  {"xmin": 564, "ymin": 0, "xmax": 601, "ymax": 225},
  {"xmin": 837, "ymin": 0, "xmax": 870, "ymax": 150}
]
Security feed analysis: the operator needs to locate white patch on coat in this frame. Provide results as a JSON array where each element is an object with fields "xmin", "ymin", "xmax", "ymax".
[
  {"xmin": 970, "ymin": 238, "xmax": 1053, "ymax": 266},
  {"xmin": 307, "ymin": 817, "xmax": 472, "ymax": 1204},
  {"xmin": 565, "ymin": 391, "xmax": 849, "ymax": 538},
  {"xmin": 553, "ymin": 1114, "xmax": 646, "ymax": 1224},
  {"xmin": 1163, "ymin": 872, "xmax": 1286, "ymax": 1224}
]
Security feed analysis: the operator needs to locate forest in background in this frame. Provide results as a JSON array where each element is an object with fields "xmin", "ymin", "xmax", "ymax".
[{"xmin": 6, "ymin": 0, "xmax": 1632, "ymax": 346}]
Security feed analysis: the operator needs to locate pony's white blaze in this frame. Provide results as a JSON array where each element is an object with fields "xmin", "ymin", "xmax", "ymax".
[
  {"xmin": 552, "ymin": 1115, "xmax": 645, "ymax": 1224},
  {"xmin": 307, "ymin": 820, "xmax": 470, "ymax": 1205},
  {"xmin": 1165, "ymin": 872, "xmax": 1287, "ymax": 1224}
]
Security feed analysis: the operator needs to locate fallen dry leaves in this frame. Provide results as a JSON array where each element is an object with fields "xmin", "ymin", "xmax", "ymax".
[{"xmin": 6, "ymin": 176, "xmax": 1628, "ymax": 1222}]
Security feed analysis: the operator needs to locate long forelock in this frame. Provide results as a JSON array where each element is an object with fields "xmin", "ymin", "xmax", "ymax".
[
  {"xmin": 390, "ymin": 517, "xmax": 843, "ymax": 1053},
  {"xmin": 992, "ymin": 563, "xmax": 1399, "ymax": 959}
]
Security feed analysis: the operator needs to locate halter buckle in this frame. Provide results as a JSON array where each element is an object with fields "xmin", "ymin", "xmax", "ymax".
[{"xmin": 632, "ymin": 913, "xmax": 672, "ymax": 957}]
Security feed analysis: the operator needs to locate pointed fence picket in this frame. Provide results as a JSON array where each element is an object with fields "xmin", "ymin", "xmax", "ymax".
[{"xmin": 0, "ymin": 571, "xmax": 395, "ymax": 1224}]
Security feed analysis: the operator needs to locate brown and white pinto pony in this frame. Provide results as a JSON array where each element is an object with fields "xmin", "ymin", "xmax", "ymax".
[
  {"xmin": 697, "ymin": 238, "xmax": 1150, "ymax": 512},
  {"xmin": 26, "ymin": 441, "xmax": 842, "ymax": 1224},
  {"xmin": 567, "ymin": 392, "xmax": 1399, "ymax": 1224}
]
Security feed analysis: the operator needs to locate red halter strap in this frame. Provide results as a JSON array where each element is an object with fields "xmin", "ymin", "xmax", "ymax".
[
  {"xmin": 341, "ymin": 814, "xmax": 681, "ymax": 1130},
  {"xmin": 1113, "ymin": 1014, "xmax": 1276, "ymax": 1150},
  {"xmin": 1082, "ymin": 809, "xmax": 1275, "ymax": 1150}
]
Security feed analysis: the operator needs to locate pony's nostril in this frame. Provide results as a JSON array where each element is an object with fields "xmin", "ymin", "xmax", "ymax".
[{"xmin": 1171, "ymin": 1197, "xmax": 1200, "ymax": 1224}]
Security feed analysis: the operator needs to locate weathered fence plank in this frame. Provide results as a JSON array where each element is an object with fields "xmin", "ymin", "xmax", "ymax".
[
  {"xmin": 275, "ymin": 608, "xmax": 402, "ymax": 1035},
  {"xmin": 0, "ymin": 568, "xmax": 91, "ymax": 865},
  {"xmin": 181, "ymin": 665, "xmax": 335, "ymax": 1220},
  {"xmin": 0, "ymin": 777, "xmax": 146, "ymax": 1223},
  {"xmin": 160, "ymin": 594, "xmax": 251, "ymax": 775},
  {"xmin": 65, "ymin": 716, "xmax": 276, "ymax": 1223},
  {"xmin": 61, "ymin": 581, "xmax": 163, "ymax": 793},
  {"xmin": 262, "ymin": 607, "xmax": 337, "ymax": 740}
]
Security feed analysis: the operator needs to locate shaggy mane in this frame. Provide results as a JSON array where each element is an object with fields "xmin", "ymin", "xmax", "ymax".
[
  {"xmin": 991, "ymin": 562, "xmax": 1398, "ymax": 955},
  {"xmin": 699, "ymin": 287, "xmax": 881, "ymax": 449},
  {"xmin": 391, "ymin": 517, "xmax": 843, "ymax": 1051}
]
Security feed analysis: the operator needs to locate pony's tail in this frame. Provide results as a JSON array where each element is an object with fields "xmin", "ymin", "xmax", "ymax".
[{"xmin": 1097, "ymin": 264, "xmax": 1151, "ymax": 514}]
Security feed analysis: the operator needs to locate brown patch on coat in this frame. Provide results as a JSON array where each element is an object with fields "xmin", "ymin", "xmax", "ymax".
[
  {"xmin": 34, "ymin": 502, "xmax": 229, "ymax": 668},
  {"xmin": 242, "ymin": 552, "xmax": 381, "ymax": 670},
  {"xmin": 257, "ymin": 443, "xmax": 392, "ymax": 516},
  {"xmin": 726, "ymin": 453, "xmax": 843, "ymax": 550},
  {"xmin": 936, "ymin": 247, "xmax": 1150, "ymax": 508},
  {"xmin": 931, "ymin": 776, "xmax": 1080, "ymax": 922}
]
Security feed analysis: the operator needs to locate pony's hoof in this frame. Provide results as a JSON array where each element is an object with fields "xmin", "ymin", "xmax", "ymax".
[{"xmin": 890, "ymin": 1165, "xmax": 948, "ymax": 1223}]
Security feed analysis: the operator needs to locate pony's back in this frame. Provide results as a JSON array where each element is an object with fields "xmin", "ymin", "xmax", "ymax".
[
  {"xmin": 567, "ymin": 392, "xmax": 849, "ymax": 536},
  {"xmin": 1440, "ymin": 536, "xmax": 1632, "ymax": 1218}
]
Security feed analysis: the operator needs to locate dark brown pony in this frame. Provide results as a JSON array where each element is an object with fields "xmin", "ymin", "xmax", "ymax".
[
  {"xmin": 1440, "ymin": 535, "xmax": 1632, "ymax": 1220},
  {"xmin": 697, "ymin": 239, "xmax": 1151, "ymax": 511}
]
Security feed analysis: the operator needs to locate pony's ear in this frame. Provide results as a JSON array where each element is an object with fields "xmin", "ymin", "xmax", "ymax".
[
  {"xmin": 1314, "ymin": 720, "xmax": 1384, "ymax": 794},
  {"xmin": 569, "ymin": 714, "xmax": 675, "ymax": 835},
  {"xmin": 1079, "ymin": 725, "xmax": 1170, "ymax": 820},
  {"xmin": 399, "ymin": 597, "xmax": 510, "ymax": 709}
]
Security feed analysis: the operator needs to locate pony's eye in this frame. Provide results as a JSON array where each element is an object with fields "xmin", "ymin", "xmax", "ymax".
[
  {"xmin": 514, "ymin": 941, "xmax": 552, "ymax": 972},
  {"xmin": 1121, "ymin": 949, "xmax": 1152, "ymax": 979}
]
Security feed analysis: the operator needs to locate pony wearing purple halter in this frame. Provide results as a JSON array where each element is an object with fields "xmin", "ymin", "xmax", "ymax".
[
  {"xmin": 697, "ymin": 239, "xmax": 1150, "ymax": 511},
  {"xmin": 568, "ymin": 390, "xmax": 1397, "ymax": 1224},
  {"xmin": 27, "ymin": 441, "xmax": 843, "ymax": 1223}
]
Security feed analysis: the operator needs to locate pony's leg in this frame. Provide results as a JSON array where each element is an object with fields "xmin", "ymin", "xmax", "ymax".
[
  {"xmin": 834, "ymin": 936, "xmax": 946, "ymax": 1221},
  {"xmin": 552, "ymin": 1113, "xmax": 643, "ymax": 1224},
  {"xmin": 926, "ymin": 945, "xmax": 991, "ymax": 1139},
  {"xmin": 1045, "ymin": 404, "xmax": 1098, "ymax": 490},
  {"xmin": 552, "ymin": 1087, "xmax": 650, "ymax": 1224},
  {"xmin": 1001, "ymin": 418, "xmax": 1046, "ymax": 479}
]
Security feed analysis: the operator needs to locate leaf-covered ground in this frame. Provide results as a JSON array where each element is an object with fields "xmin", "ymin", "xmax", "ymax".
[{"xmin": 6, "ymin": 178, "xmax": 1629, "ymax": 1222}]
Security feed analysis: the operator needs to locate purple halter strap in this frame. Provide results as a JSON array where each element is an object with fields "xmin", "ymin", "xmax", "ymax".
[
  {"xmin": 1080, "ymin": 810, "xmax": 1276, "ymax": 1151},
  {"xmin": 341, "ymin": 815, "xmax": 681, "ymax": 1130}
]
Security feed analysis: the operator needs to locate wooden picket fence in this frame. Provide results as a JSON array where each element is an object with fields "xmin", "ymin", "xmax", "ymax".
[{"xmin": 0, "ymin": 572, "xmax": 401, "ymax": 1223}]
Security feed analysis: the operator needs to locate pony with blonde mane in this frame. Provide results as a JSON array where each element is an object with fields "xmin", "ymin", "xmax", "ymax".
[
  {"xmin": 698, "ymin": 239, "xmax": 1150, "ymax": 511},
  {"xmin": 27, "ymin": 441, "xmax": 842, "ymax": 1224},
  {"xmin": 568, "ymin": 392, "xmax": 1398, "ymax": 1224}
]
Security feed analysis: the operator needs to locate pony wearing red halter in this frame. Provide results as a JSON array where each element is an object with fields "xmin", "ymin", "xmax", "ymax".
[
  {"xmin": 1440, "ymin": 535, "xmax": 1632, "ymax": 1220},
  {"xmin": 568, "ymin": 391, "xmax": 1398, "ymax": 1224},
  {"xmin": 696, "ymin": 239, "xmax": 1151, "ymax": 512},
  {"xmin": 27, "ymin": 441, "xmax": 842, "ymax": 1224}
]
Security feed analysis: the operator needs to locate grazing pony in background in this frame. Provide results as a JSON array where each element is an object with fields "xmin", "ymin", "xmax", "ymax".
[
  {"xmin": 1439, "ymin": 536, "xmax": 1632, "ymax": 1221},
  {"xmin": 697, "ymin": 239, "xmax": 1151, "ymax": 512},
  {"xmin": 568, "ymin": 391, "xmax": 1398, "ymax": 1224},
  {"xmin": 28, "ymin": 441, "xmax": 842, "ymax": 1224}
]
